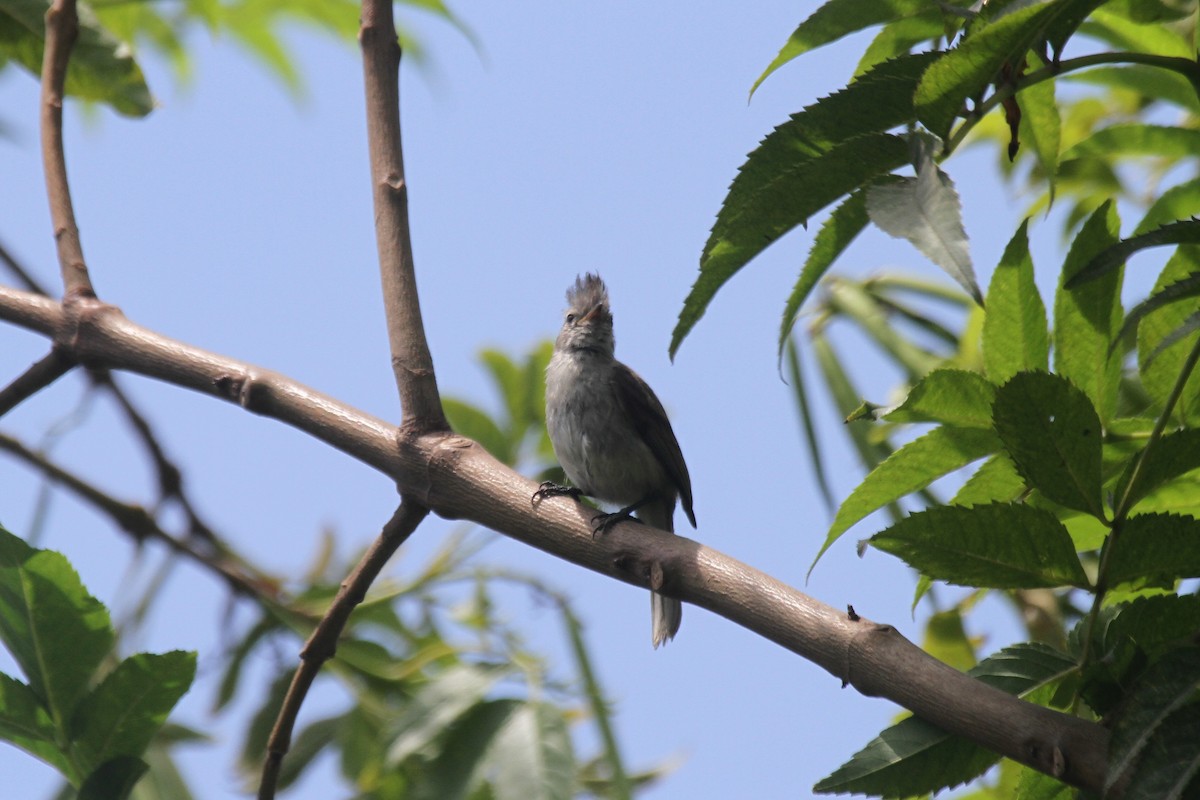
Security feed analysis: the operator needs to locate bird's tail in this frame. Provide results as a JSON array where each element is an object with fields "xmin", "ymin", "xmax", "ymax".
[{"xmin": 639, "ymin": 499, "xmax": 682, "ymax": 648}]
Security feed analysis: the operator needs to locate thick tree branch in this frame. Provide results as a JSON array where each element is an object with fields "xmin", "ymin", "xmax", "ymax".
[
  {"xmin": 360, "ymin": 0, "xmax": 446, "ymax": 432},
  {"xmin": 258, "ymin": 502, "xmax": 426, "ymax": 800},
  {"xmin": 0, "ymin": 284, "xmax": 1111, "ymax": 792},
  {"xmin": 0, "ymin": 349, "xmax": 74, "ymax": 417},
  {"xmin": 39, "ymin": 0, "xmax": 93, "ymax": 298}
]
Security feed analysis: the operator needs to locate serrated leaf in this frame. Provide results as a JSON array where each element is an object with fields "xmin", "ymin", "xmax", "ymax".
[
  {"xmin": 0, "ymin": 527, "xmax": 114, "ymax": 727},
  {"xmin": 0, "ymin": 0, "xmax": 153, "ymax": 115},
  {"xmin": 778, "ymin": 189, "xmax": 871, "ymax": 361},
  {"xmin": 1139, "ymin": 247, "xmax": 1200, "ymax": 423},
  {"xmin": 1096, "ymin": 595, "xmax": 1200, "ymax": 661},
  {"xmin": 1115, "ymin": 429, "xmax": 1200, "ymax": 512},
  {"xmin": 914, "ymin": 1, "xmax": 1068, "ymax": 141},
  {"xmin": 1105, "ymin": 513, "xmax": 1200, "ymax": 586},
  {"xmin": 818, "ymin": 426, "xmax": 999, "ymax": 566},
  {"xmin": 867, "ymin": 155, "xmax": 981, "ymax": 304},
  {"xmin": 1115, "ymin": 272, "xmax": 1200, "ymax": 355},
  {"xmin": 751, "ymin": 0, "xmax": 968, "ymax": 95},
  {"xmin": 815, "ymin": 643, "xmax": 1076, "ymax": 797},
  {"xmin": 952, "ymin": 453, "xmax": 1027, "ymax": 506},
  {"xmin": 1068, "ymin": 219, "xmax": 1200, "ymax": 289},
  {"xmin": 885, "ymin": 369, "xmax": 997, "ymax": 428},
  {"xmin": 71, "ymin": 651, "xmax": 196, "ymax": 773},
  {"xmin": 1055, "ymin": 201, "xmax": 1123, "ymax": 423},
  {"xmin": 1136, "ymin": 178, "xmax": 1200, "ymax": 238},
  {"xmin": 992, "ymin": 371, "xmax": 1104, "ymax": 517},
  {"xmin": 983, "ymin": 220, "xmax": 1049, "ymax": 382},
  {"xmin": 1016, "ymin": 53, "xmax": 1060, "ymax": 198},
  {"xmin": 1108, "ymin": 649, "xmax": 1200, "ymax": 798},
  {"xmin": 855, "ymin": 11, "xmax": 949, "ymax": 77},
  {"xmin": 0, "ymin": 671, "xmax": 71, "ymax": 777},
  {"xmin": 485, "ymin": 702, "xmax": 574, "ymax": 800},
  {"xmin": 673, "ymin": 133, "xmax": 910, "ymax": 357},
  {"xmin": 870, "ymin": 503, "xmax": 1090, "ymax": 588}
]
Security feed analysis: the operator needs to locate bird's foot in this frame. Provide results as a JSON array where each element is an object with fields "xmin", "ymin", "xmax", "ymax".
[
  {"xmin": 590, "ymin": 507, "xmax": 643, "ymax": 539},
  {"xmin": 533, "ymin": 481, "xmax": 581, "ymax": 504}
]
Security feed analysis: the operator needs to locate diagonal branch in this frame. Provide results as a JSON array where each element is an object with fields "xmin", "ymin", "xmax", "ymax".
[
  {"xmin": 257, "ymin": 501, "xmax": 427, "ymax": 800},
  {"xmin": 0, "ymin": 349, "xmax": 75, "ymax": 417},
  {"xmin": 0, "ymin": 284, "xmax": 1111, "ymax": 793},
  {"xmin": 39, "ymin": 0, "xmax": 93, "ymax": 298},
  {"xmin": 360, "ymin": 0, "xmax": 446, "ymax": 432}
]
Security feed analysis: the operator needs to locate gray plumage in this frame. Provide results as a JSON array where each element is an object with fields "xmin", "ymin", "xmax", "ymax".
[{"xmin": 543, "ymin": 273, "xmax": 695, "ymax": 647}]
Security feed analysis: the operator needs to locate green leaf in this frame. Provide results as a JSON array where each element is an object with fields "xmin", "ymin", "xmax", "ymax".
[
  {"xmin": 982, "ymin": 220, "xmax": 1049, "ymax": 382},
  {"xmin": 0, "ymin": 671, "xmax": 71, "ymax": 777},
  {"xmin": 0, "ymin": 0, "xmax": 153, "ymax": 116},
  {"xmin": 855, "ymin": 11, "xmax": 949, "ymax": 77},
  {"xmin": 922, "ymin": 609, "xmax": 976, "ymax": 671},
  {"xmin": 1064, "ymin": 124, "xmax": 1200, "ymax": 163},
  {"xmin": 71, "ymin": 651, "xmax": 196, "ymax": 773},
  {"xmin": 1055, "ymin": 201, "xmax": 1123, "ymax": 423},
  {"xmin": 1096, "ymin": 595, "xmax": 1200, "ymax": 661},
  {"xmin": 786, "ymin": 340, "xmax": 835, "ymax": 511},
  {"xmin": 387, "ymin": 664, "xmax": 508, "ymax": 765},
  {"xmin": 818, "ymin": 426, "xmax": 999, "ymax": 565},
  {"xmin": 750, "ymin": 0, "xmax": 966, "ymax": 95},
  {"xmin": 1136, "ymin": 178, "xmax": 1200, "ymax": 238},
  {"xmin": 1139, "ymin": 247, "xmax": 1200, "ymax": 423},
  {"xmin": 1105, "ymin": 513, "xmax": 1200, "ymax": 586},
  {"xmin": 1064, "ymin": 65, "xmax": 1200, "ymax": 115},
  {"xmin": 1115, "ymin": 430, "xmax": 1200, "ymax": 512},
  {"xmin": 992, "ymin": 371, "xmax": 1104, "ymax": 517},
  {"xmin": 866, "ymin": 154, "xmax": 981, "ymax": 304},
  {"xmin": 484, "ymin": 702, "xmax": 574, "ymax": 800},
  {"xmin": 1068, "ymin": 219, "xmax": 1200, "ymax": 289},
  {"xmin": 952, "ymin": 453, "xmax": 1027, "ymax": 506},
  {"xmin": 417, "ymin": 699, "xmax": 523, "ymax": 799},
  {"xmin": 914, "ymin": 1, "xmax": 1068, "ymax": 141},
  {"xmin": 0, "ymin": 527, "xmax": 113, "ymax": 727},
  {"xmin": 77, "ymin": 755, "xmax": 149, "ymax": 800},
  {"xmin": 815, "ymin": 643, "xmax": 1076, "ymax": 797},
  {"xmin": 1115, "ymin": 272, "xmax": 1200, "ymax": 356},
  {"xmin": 275, "ymin": 715, "xmax": 340, "ymax": 790},
  {"xmin": 869, "ymin": 503, "xmax": 1090, "ymax": 588},
  {"xmin": 443, "ymin": 397, "xmax": 513, "ymax": 465},
  {"xmin": 778, "ymin": 189, "xmax": 871, "ymax": 361},
  {"xmin": 1107, "ymin": 649, "xmax": 1200, "ymax": 798},
  {"xmin": 885, "ymin": 369, "xmax": 997, "ymax": 428},
  {"xmin": 673, "ymin": 133, "xmax": 910, "ymax": 357},
  {"xmin": 1015, "ymin": 53, "xmax": 1060, "ymax": 198}
]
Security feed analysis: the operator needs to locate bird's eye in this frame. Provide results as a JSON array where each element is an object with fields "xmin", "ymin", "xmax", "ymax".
[{"xmin": 566, "ymin": 313, "xmax": 576, "ymax": 323}]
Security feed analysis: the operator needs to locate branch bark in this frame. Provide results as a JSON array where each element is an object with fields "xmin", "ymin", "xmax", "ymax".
[
  {"xmin": 39, "ymin": 0, "xmax": 93, "ymax": 298},
  {"xmin": 0, "ymin": 349, "xmax": 73, "ymax": 417},
  {"xmin": 0, "ymin": 284, "xmax": 1111, "ymax": 793}
]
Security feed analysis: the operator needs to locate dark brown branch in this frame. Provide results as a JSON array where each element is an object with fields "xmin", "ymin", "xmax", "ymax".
[
  {"xmin": 257, "ymin": 502, "xmax": 426, "ymax": 800},
  {"xmin": 0, "ymin": 285, "xmax": 1111, "ymax": 793},
  {"xmin": 359, "ymin": 0, "xmax": 446, "ymax": 433},
  {"xmin": 0, "ymin": 349, "xmax": 74, "ymax": 418},
  {"xmin": 39, "ymin": 0, "xmax": 93, "ymax": 299},
  {"xmin": 0, "ymin": 431, "xmax": 276, "ymax": 603}
]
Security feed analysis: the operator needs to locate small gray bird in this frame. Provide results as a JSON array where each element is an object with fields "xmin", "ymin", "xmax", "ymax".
[{"xmin": 535, "ymin": 273, "xmax": 696, "ymax": 648}]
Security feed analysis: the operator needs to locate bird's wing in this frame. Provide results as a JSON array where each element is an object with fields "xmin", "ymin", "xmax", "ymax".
[{"xmin": 612, "ymin": 362, "xmax": 696, "ymax": 527}]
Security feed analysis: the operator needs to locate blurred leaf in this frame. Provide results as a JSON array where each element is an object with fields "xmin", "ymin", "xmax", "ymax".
[
  {"xmin": 1107, "ymin": 649, "xmax": 1200, "ymax": 798},
  {"xmin": 1105, "ymin": 513, "xmax": 1200, "ymax": 586},
  {"xmin": 982, "ymin": 220, "xmax": 1049, "ymax": 383},
  {"xmin": 444, "ymin": 397, "xmax": 513, "ymax": 465},
  {"xmin": 914, "ymin": 2, "xmax": 1067, "ymax": 141},
  {"xmin": 922, "ymin": 609, "xmax": 976, "ymax": 671},
  {"xmin": 0, "ymin": 0, "xmax": 154, "ymax": 116},
  {"xmin": 1015, "ymin": 53, "xmax": 1059, "ymax": 199},
  {"xmin": 484, "ymin": 702, "xmax": 574, "ymax": 800},
  {"xmin": 778, "ymin": 189, "xmax": 871, "ymax": 360},
  {"xmin": 825, "ymin": 278, "xmax": 946, "ymax": 378},
  {"xmin": 1115, "ymin": 429, "xmax": 1200, "ymax": 512},
  {"xmin": 870, "ymin": 503, "xmax": 1090, "ymax": 589},
  {"xmin": 415, "ymin": 699, "xmax": 522, "ymax": 800},
  {"xmin": 855, "ymin": 11, "xmax": 948, "ymax": 77},
  {"xmin": 78, "ymin": 756, "xmax": 148, "ymax": 800},
  {"xmin": 1115, "ymin": 272, "xmax": 1200, "ymax": 355},
  {"xmin": 276, "ymin": 715, "xmax": 341, "ymax": 790},
  {"xmin": 1064, "ymin": 65, "xmax": 1200, "ymax": 115},
  {"xmin": 387, "ymin": 663, "xmax": 508, "ymax": 764},
  {"xmin": 0, "ymin": 526, "xmax": 114, "ymax": 731},
  {"xmin": 885, "ymin": 369, "xmax": 996, "ymax": 428},
  {"xmin": 213, "ymin": 615, "xmax": 277, "ymax": 712},
  {"xmin": 71, "ymin": 651, "xmax": 195, "ymax": 774},
  {"xmin": 1055, "ymin": 201, "xmax": 1124, "ymax": 423},
  {"xmin": 819, "ymin": 426, "xmax": 999, "ymax": 564},
  {"xmin": 1069, "ymin": 219, "xmax": 1200, "ymax": 289},
  {"xmin": 1136, "ymin": 179, "xmax": 1200, "ymax": 238},
  {"xmin": 673, "ymin": 133, "xmax": 910, "ymax": 358},
  {"xmin": 1064, "ymin": 124, "xmax": 1200, "ymax": 163},
  {"xmin": 866, "ymin": 153, "xmax": 981, "ymax": 304},
  {"xmin": 786, "ymin": 340, "xmax": 835, "ymax": 511},
  {"xmin": 815, "ymin": 643, "xmax": 1076, "ymax": 797}
]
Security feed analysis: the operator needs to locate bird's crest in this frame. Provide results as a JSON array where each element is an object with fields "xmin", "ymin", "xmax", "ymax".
[{"xmin": 567, "ymin": 273, "xmax": 609, "ymax": 312}]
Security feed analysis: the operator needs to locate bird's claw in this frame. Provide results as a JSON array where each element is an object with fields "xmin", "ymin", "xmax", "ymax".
[
  {"xmin": 532, "ymin": 481, "xmax": 581, "ymax": 504},
  {"xmin": 589, "ymin": 510, "xmax": 642, "ymax": 539}
]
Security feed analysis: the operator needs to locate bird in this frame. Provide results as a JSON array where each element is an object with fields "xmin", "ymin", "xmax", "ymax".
[{"xmin": 535, "ymin": 273, "xmax": 696, "ymax": 648}]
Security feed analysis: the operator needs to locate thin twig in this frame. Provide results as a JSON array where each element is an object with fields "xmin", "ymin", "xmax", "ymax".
[
  {"xmin": 0, "ymin": 431, "xmax": 276, "ymax": 602},
  {"xmin": 0, "ymin": 237, "xmax": 52, "ymax": 295},
  {"xmin": 39, "ymin": 0, "xmax": 93, "ymax": 298},
  {"xmin": 360, "ymin": 0, "xmax": 447, "ymax": 432},
  {"xmin": 257, "ymin": 502, "xmax": 427, "ymax": 800},
  {"xmin": 0, "ymin": 349, "xmax": 75, "ymax": 418}
]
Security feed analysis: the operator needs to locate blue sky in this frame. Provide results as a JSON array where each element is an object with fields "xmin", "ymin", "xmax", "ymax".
[{"xmin": 0, "ymin": 2, "xmax": 1053, "ymax": 797}]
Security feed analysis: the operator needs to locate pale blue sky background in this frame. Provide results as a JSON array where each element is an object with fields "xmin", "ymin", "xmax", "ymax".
[{"xmin": 0, "ymin": 2, "xmax": 1074, "ymax": 798}]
